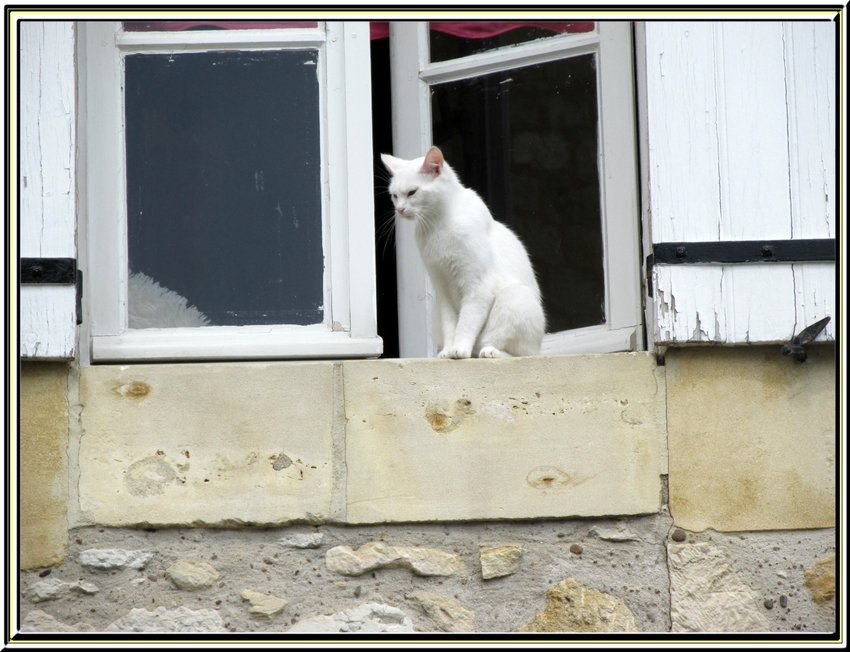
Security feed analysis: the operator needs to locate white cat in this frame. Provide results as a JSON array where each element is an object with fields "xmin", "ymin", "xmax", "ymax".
[{"xmin": 381, "ymin": 146, "xmax": 545, "ymax": 358}]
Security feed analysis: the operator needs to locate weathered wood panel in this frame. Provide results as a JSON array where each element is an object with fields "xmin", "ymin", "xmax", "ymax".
[
  {"xmin": 645, "ymin": 21, "xmax": 836, "ymax": 345},
  {"xmin": 653, "ymin": 263, "xmax": 834, "ymax": 345},
  {"xmin": 19, "ymin": 21, "xmax": 77, "ymax": 358},
  {"xmin": 784, "ymin": 21, "xmax": 836, "ymax": 239}
]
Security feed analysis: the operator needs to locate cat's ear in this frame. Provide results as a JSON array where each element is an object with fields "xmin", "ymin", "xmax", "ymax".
[
  {"xmin": 420, "ymin": 147, "xmax": 444, "ymax": 177},
  {"xmin": 381, "ymin": 153, "xmax": 407, "ymax": 175}
]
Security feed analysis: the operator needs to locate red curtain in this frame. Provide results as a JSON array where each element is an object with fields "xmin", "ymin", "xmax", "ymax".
[{"xmin": 123, "ymin": 21, "xmax": 595, "ymax": 40}]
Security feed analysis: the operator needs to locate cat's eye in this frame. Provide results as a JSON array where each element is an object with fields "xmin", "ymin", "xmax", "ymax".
[
  {"xmin": 407, "ymin": 189, "xmax": 417, "ymax": 197},
  {"xmin": 392, "ymin": 193, "xmax": 397, "ymax": 200}
]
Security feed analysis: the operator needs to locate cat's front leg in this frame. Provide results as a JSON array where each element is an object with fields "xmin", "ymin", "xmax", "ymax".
[
  {"xmin": 433, "ymin": 294, "xmax": 459, "ymax": 358},
  {"xmin": 444, "ymin": 288, "xmax": 493, "ymax": 359}
]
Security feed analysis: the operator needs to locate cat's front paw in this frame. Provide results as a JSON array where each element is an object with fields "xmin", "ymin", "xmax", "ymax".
[
  {"xmin": 478, "ymin": 346, "xmax": 509, "ymax": 358},
  {"xmin": 439, "ymin": 346, "xmax": 472, "ymax": 359}
]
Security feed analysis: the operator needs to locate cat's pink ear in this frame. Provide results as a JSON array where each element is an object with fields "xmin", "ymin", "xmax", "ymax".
[
  {"xmin": 420, "ymin": 147, "xmax": 444, "ymax": 177},
  {"xmin": 381, "ymin": 153, "xmax": 406, "ymax": 175}
]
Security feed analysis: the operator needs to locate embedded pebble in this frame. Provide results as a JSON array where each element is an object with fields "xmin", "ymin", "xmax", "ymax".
[
  {"xmin": 569, "ymin": 544, "xmax": 583, "ymax": 555},
  {"xmin": 671, "ymin": 529, "xmax": 687, "ymax": 542}
]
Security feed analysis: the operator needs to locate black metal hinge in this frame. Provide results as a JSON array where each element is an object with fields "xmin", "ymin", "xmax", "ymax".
[
  {"xmin": 20, "ymin": 257, "xmax": 83, "ymax": 325},
  {"xmin": 645, "ymin": 238, "xmax": 835, "ymax": 296}
]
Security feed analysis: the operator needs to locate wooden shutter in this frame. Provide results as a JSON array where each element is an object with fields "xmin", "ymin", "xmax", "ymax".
[
  {"xmin": 640, "ymin": 22, "xmax": 835, "ymax": 345},
  {"xmin": 19, "ymin": 21, "xmax": 78, "ymax": 359}
]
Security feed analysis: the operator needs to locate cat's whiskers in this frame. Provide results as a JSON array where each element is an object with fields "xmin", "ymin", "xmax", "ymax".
[{"xmin": 375, "ymin": 210, "xmax": 398, "ymax": 261}]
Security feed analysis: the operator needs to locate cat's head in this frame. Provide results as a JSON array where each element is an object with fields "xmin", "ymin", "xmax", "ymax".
[{"xmin": 381, "ymin": 146, "xmax": 454, "ymax": 221}]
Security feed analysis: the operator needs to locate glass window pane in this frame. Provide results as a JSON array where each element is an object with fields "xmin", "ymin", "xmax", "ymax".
[
  {"xmin": 429, "ymin": 21, "xmax": 594, "ymax": 63},
  {"xmin": 122, "ymin": 21, "xmax": 318, "ymax": 32},
  {"xmin": 431, "ymin": 54, "xmax": 605, "ymax": 332},
  {"xmin": 124, "ymin": 50, "xmax": 324, "ymax": 328}
]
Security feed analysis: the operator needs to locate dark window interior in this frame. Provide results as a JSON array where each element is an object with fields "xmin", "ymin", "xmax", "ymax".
[
  {"xmin": 371, "ymin": 38, "xmax": 400, "ymax": 358},
  {"xmin": 125, "ymin": 50, "xmax": 324, "ymax": 327},
  {"xmin": 431, "ymin": 54, "xmax": 606, "ymax": 333}
]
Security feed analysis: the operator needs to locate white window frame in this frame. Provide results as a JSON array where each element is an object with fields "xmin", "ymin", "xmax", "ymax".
[
  {"xmin": 80, "ymin": 21, "xmax": 381, "ymax": 362},
  {"xmin": 389, "ymin": 22, "xmax": 643, "ymax": 357}
]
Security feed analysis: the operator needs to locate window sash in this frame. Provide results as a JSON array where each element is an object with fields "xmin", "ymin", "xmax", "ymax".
[
  {"xmin": 81, "ymin": 22, "xmax": 381, "ymax": 362},
  {"xmin": 388, "ymin": 21, "xmax": 643, "ymax": 357}
]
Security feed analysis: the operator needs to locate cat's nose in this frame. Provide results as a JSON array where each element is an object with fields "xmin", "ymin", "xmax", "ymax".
[{"xmin": 397, "ymin": 206, "xmax": 406, "ymax": 215}]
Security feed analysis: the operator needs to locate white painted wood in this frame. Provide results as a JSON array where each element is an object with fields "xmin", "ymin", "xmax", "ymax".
[
  {"xmin": 419, "ymin": 30, "xmax": 600, "ymax": 84},
  {"xmin": 792, "ymin": 263, "xmax": 836, "ymax": 341},
  {"xmin": 391, "ymin": 21, "xmax": 642, "ymax": 357},
  {"xmin": 20, "ymin": 286, "xmax": 77, "ymax": 359},
  {"xmin": 541, "ymin": 325, "xmax": 635, "ymax": 355},
  {"xmin": 644, "ymin": 22, "xmax": 722, "ymax": 243},
  {"xmin": 341, "ymin": 22, "xmax": 378, "ymax": 340},
  {"xmin": 653, "ymin": 264, "xmax": 834, "ymax": 345},
  {"xmin": 643, "ymin": 22, "xmax": 836, "ymax": 346},
  {"xmin": 784, "ymin": 21, "xmax": 836, "ymax": 239},
  {"xmin": 82, "ymin": 22, "xmax": 126, "ymax": 337},
  {"xmin": 716, "ymin": 22, "xmax": 792, "ymax": 240},
  {"xmin": 633, "ymin": 22, "xmax": 659, "ymax": 353},
  {"xmin": 389, "ymin": 22, "xmax": 434, "ymax": 358},
  {"xmin": 116, "ymin": 26, "xmax": 326, "ymax": 51},
  {"xmin": 83, "ymin": 21, "xmax": 381, "ymax": 361},
  {"xmin": 325, "ymin": 23, "xmax": 351, "ymax": 332},
  {"xmin": 20, "ymin": 22, "xmax": 76, "ymax": 258},
  {"xmin": 19, "ymin": 21, "xmax": 77, "ymax": 359},
  {"xmin": 645, "ymin": 22, "xmax": 799, "ymax": 242},
  {"xmin": 597, "ymin": 22, "xmax": 643, "ymax": 342},
  {"xmin": 92, "ymin": 328, "xmax": 383, "ymax": 362}
]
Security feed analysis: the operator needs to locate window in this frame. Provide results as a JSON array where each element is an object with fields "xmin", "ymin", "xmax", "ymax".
[
  {"xmin": 387, "ymin": 22, "xmax": 643, "ymax": 356},
  {"xmin": 82, "ymin": 21, "xmax": 381, "ymax": 361}
]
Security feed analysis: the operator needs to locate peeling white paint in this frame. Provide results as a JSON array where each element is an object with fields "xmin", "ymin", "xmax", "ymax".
[
  {"xmin": 20, "ymin": 21, "xmax": 77, "ymax": 359},
  {"xmin": 645, "ymin": 23, "xmax": 835, "ymax": 346}
]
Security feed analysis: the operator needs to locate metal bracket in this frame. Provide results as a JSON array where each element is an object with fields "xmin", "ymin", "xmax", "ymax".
[{"xmin": 781, "ymin": 316, "xmax": 830, "ymax": 362}]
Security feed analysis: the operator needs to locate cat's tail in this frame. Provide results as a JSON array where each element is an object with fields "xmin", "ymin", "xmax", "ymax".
[{"xmin": 477, "ymin": 283, "xmax": 545, "ymax": 357}]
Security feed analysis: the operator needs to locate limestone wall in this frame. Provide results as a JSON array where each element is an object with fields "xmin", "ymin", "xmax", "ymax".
[{"xmin": 16, "ymin": 347, "xmax": 836, "ymax": 635}]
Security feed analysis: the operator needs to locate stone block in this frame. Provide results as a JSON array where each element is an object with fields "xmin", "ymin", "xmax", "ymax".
[
  {"xmin": 325, "ymin": 542, "xmax": 464, "ymax": 577},
  {"xmin": 78, "ymin": 363, "xmax": 335, "ymax": 527},
  {"xmin": 479, "ymin": 546, "xmax": 523, "ymax": 579},
  {"xmin": 19, "ymin": 363, "xmax": 70, "ymax": 569},
  {"xmin": 517, "ymin": 578, "xmax": 639, "ymax": 632},
  {"xmin": 343, "ymin": 354, "xmax": 667, "ymax": 523},
  {"xmin": 287, "ymin": 603, "xmax": 414, "ymax": 633},
  {"xmin": 166, "ymin": 560, "xmax": 220, "ymax": 590},
  {"xmin": 666, "ymin": 529, "xmax": 835, "ymax": 633},
  {"xmin": 406, "ymin": 592, "xmax": 475, "ymax": 632},
  {"xmin": 666, "ymin": 345, "xmax": 835, "ymax": 532},
  {"xmin": 241, "ymin": 589, "xmax": 289, "ymax": 619}
]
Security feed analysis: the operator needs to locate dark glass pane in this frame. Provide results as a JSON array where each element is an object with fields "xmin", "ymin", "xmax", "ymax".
[
  {"xmin": 431, "ymin": 54, "xmax": 605, "ymax": 332},
  {"xmin": 429, "ymin": 21, "xmax": 594, "ymax": 63},
  {"xmin": 125, "ymin": 50, "xmax": 323, "ymax": 328}
]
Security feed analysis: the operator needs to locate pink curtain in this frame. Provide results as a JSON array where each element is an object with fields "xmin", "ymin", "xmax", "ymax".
[
  {"xmin": 124, "ymin": 20, "xmax": 594, "ymax": 40},
  {"xmin": 369, "ymin": 21, "xmax": 593, "ymax": 40}
]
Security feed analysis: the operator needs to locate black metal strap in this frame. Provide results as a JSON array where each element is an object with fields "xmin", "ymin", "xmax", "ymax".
[
  {"xmin": 652, "ymin": 239, "xmax": 834, "ymax": 265},
  {"xmin": 20, "ymin": 258, "xmax": 77, "ymax": 284},
  {"xmin": 645, "ymin": 238, "xmax": 834, "ymax": 296}
]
